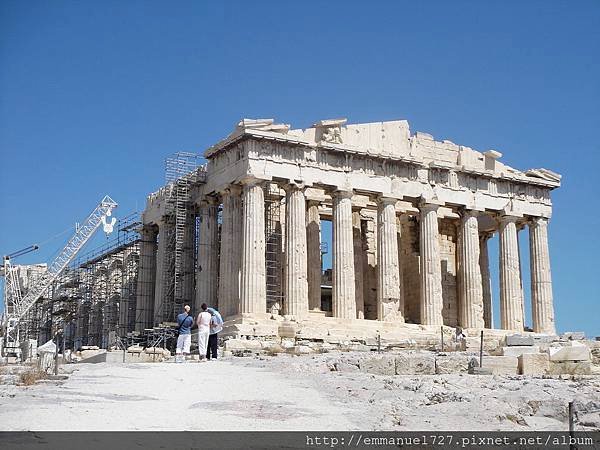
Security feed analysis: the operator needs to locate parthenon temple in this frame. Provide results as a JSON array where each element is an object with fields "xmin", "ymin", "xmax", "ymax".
[{"xmin": 135, "ymin": 117, "xmax": 561, "ymax": 344}]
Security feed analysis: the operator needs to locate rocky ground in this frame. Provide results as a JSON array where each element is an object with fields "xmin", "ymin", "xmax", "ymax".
[
  {"xmin": 0, "ymin": 351, "xmax": 598, "ymax": 431},
  {"xmin": 240, "ymin": 351, "xmax": 600, "ymax": 431}
]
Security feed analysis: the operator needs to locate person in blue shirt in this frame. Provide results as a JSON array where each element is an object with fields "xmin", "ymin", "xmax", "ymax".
[{"xmin": 175, "ymin": 305, "xmax": 194, "ymax": 362}]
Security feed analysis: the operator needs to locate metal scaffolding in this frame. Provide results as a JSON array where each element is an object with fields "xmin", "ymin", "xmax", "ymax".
[
  {"xmin": 154, "ymin": 152, "xmax": 207, "ymax": 324},
  {"xmin": 11, "ymin": 213, "xmax": 144, "ymax": 350},
  {"xmin": 2, "ymin": 196, "xmax": 118, "ymax": 355},
  {"xmin": 264, "ymin": 183, "xmax": 284, "ymax": 312}
]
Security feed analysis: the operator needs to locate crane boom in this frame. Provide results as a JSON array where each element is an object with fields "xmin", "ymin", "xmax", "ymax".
[
  {"xmin": 2, "ymin": 195, "xmax": 118, "ymax": 346},
  {"xmin": 3, "ymin": 245, "xmax": 39, "ymax": 261}
]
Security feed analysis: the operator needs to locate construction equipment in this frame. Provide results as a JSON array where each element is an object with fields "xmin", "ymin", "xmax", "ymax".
[
  {"xmin": 0, "ymin": 246, "xmax": 41, "ymax": 347},
  {"xmin": 1, "ymin": 195, "xmax": 118, "ymax": 356},
  {"xmin": 155, "ymin": 152, "xmax": 205, "ymax": 323}
]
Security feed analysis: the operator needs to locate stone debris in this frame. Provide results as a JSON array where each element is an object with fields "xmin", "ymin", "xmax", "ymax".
[
  {"xmin": 548, "ymin": 341, "xmax": 591, "ymax": 362},
  {"xmin": 326, "ymin": 351, "xmax": 477, "ymax": 376},
  {"xmin": 469, "ymin": 367, "xmax": 493, "ymax": 375},
  {"xmin": 435, "ymin": 353, "xmax": 476, "ymax": 374},
  {"xmin": 127, "ymin": 345, "xmax": 144, "ymax": 353},
  {"xmin": 518, "ymin": 353, "xmax": 550, "ymax": 375},
  {"xmin": 505, "ymin": 334, "xmax": 534, "ymax": 346},
  {"xmin": 235, "ymin": 351, "xmax": 600, "ymax": 431},
  {"xmin": 562, "ymin": 331, "xmax": 586, "ymax": 341},
  {"xmin": 479, "ymin": 356, "xmax": 519, "ymax": 375},
  {"xmin": 359, "ymin": 355, "xmax": 396, "ymax": 376},
  {"xmin": 79, "ymin": 349, "xmax": 108, "ymax": 363},
  {"xmin": 548, "ymin": 361, "xmax": 592, "ymax": 375},
  {"xmin": 501, "ymin": 346, "xmax": 540, "ymax": 357}
]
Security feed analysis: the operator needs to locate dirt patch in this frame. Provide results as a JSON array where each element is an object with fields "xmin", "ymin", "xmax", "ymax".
[
  {"xmin": 18, "ymin": 369, "xmax": 47, "ymax": 386},
  {"xmin": 189, "ymin": 399, "xmax": 317, "ymax": 421}
]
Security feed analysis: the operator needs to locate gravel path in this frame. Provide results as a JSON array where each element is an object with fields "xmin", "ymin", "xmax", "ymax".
[
  {"xmin": 1, "ymin": 353, "xmax": 599, "ymax": 431},
  {"xmin": 0, "ymin": 360, "xmax": 356, "ymax": 431}
]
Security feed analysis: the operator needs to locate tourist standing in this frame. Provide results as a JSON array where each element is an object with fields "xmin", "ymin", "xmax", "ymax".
[
  {"xmin": 206, "ymin": 307, "xmax": 223, "ymax": 360},
  {"xmin": 175, "ymin": 305, "xmax": 194, "ymax": 363},
  {"xmin": 196, "ymin": 303, "xmax": 212, "ymax": 361}
]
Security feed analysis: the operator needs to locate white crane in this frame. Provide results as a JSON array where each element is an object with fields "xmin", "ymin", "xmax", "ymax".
[{"xmin": 1, "ymin": 195, "xmax": 118, "ymax": 355}]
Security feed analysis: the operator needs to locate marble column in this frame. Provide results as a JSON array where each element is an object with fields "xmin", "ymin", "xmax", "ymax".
[
  {"xmin": 396, "ymin": 215, "xmax": 406, "ymax": 316},
  {"xmin": 196, "ymin": 197, "xmax": 219, "ymax": 313},
  {"xmin": 419, "ymin": 203, "xmax": 444, "ymax": 326},
  {"xmin": 458, "ymin": 210, "xmax": 485, "ymax": 329},
  {"xmin": 529, "ymin": 217, "xmax": 556, "ymax": 334},
  {"xmin": 284, "ymin": 185, "xmax": 309, "ymax": 317},
  {"xmin": 332, "ymin": 190, "xmax": 356, "ymax": 319},
  {"xmin": 240, "ymin": 179, "xmax": 266, "ymax": 314},
  {"xmin": 153, "ymin": 219, "xmax": 172, "ymax": 325},
  {"xmin": 135, "ymin": 226, "xmax": 157, "ymax": 332},
  {"xmin": 306, "ymin": 200, "xmax": 322, "ymax": 311},
  {"xmin": 499, "ymin": 215, "xmax": 524, "ymax": 331},
  {"xmin": 353, "ymin": 210, "xmax": 365, "ymax": 319},
  {"xmin": 377, "ymin": 197, "xmax": 403, "ymax": 322},
  {"xmin": 218, "ymin": 189, "xmax": 233, "ymax": 317},
  {"xmin": 231, "ymin": 187, "xmax": 243, "ymax": 312},
  {"xmin": 180, "ymin": 213, "xmax": 196, "ymax": 307},
  {"xmin": 479, "ymin": 232, "xmax": 494, "ymax": 329}
]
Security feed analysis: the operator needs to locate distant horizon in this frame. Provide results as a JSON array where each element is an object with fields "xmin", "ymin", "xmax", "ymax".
[{"xmin": 1, "ymin": 1, "xmax": 598, "ymax": 338}]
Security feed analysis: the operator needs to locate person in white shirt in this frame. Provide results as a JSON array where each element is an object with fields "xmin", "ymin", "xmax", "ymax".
[{"xmin": 196, "ymin": 303, "xmax": 212, "ymax": 361}]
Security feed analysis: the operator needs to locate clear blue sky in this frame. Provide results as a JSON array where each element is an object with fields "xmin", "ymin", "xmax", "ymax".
[{"xmin": 1, "ymin": 1, "xmax": 598, "ymax": 336}]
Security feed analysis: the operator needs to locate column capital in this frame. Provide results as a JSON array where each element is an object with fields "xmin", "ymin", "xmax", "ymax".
[
  {"xmin": 377, "ymin": 195, "xmax": 400, "ymax": 206},
  {"xmin": 140, "ymin": 224, "xmax": 158, "ymax": 240},
  {"xmin": 529, "ymin": 216, "xmax": 549, "ymax": 226},
  {"xmin": 239, "ymin": 176, "xmax": 266, "ymax": 188},
  {"xmin": 282, "ymin": 181, "xmax": 306, "ymax": 192},
  {"xmin": 419, "ymin": 202, "xmax": 442, "ymax": 213},
  {"xmin": 199, "ymin": 195, "xmax": 220, "ymax": 207},
  {"xmin": 219, "ymin": 184, "xmax": 243, "ymax": 197},
  {"xmin": 498, "ymin": 214, "xmax": 520, "ymax": 225},
  {"xmin": 460, "ymin": 208, "xmax": 482, "ymax": 218},
  {"xmin": 332, "ymin": 189, "xmax": 354, "ymax": 200}
]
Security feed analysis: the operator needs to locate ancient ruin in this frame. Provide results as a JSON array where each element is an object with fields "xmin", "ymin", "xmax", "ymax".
[
  {"xmin": 2, "ymin": 117, "xmax": 564, "ymax": 352},
  {"xmin": 132, "ymin": 117, "xmax": 561, "ymax": 346}
]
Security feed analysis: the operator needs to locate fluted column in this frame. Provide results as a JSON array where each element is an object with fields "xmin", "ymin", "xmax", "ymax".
[
  {"xmin": 196, "ymin": 197, "xmax": 219, "ymax": 312},
  {"xmin": 419, "ymin": 203, "xmax": 444, "ymax": 326},
  {"xmin": 396, "ymin": 215, "xmax": 405, "ymax": 315},
  {"xmin": 218, "ymin": 190, "xmax": 233, "ymax": 316},
  {"xmin": 240, "ymin": 179, "xmax": 266, "ymax": 314},
  {"xmin": 499, "ymin": 215, "xmax": 524, "ymax": 331},
  {"xmin": 306, "ymin": 200, "xmax": 322, "ymax": 311},
  {"xmin": 529, "ymin": 217, "xmax": 556, "ymax": 334},
  {"xmin": 135, "ymin": 226, "xmax": 157, "ymax": 332},
  {"xmin": 231, "ymin": 187, "xmax": 243, "ymax": 312},
  {"xmin": 457, "ymin": 210, "xmax": 485, "ymax": 328},
  {"xmin": 153, "ymin": 219, "xmax": 173, "ymax": 324},
  {"xmin": 377, "ymin": 197, "xmax": 403, "ymax": 322},
  {"xmin": 284, "ymin": 185, "xmax": 309, "ymax": 318},
  {"xmin": 180, "ymin": 212, "xmax": 196, "ymax": 307},
  {"xmin": 479, "ymin": 232, "xmax": 494, "ymax": 328},
  {"xmin": 353, "ymin": 210, "xmax": 365, "ymax": 319},
  {"xmin": 332, "ymin": 190, "xmax": 356, "ymax": 319}
]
